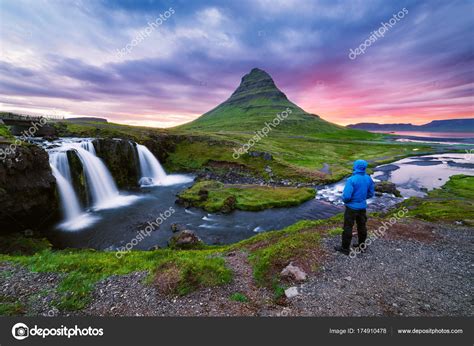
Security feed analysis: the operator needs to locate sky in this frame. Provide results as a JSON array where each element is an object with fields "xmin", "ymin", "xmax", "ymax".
[{"xmin": 0, "ymin": 0, "xmax": 473, "ymax": 127}]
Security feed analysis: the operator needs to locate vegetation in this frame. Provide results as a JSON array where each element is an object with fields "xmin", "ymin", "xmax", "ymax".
[
  {"xmin": 229, "ymin": 292, "xmax": 249, "ymax": 303},
  {"xmin": 177, "ymin": 180, "xmax": 316, "ymax": 212},
  {"xmin": 0, "ymin": 124, "xmax": 13, "ymax": 141},
  {"xmin": 403, "ymin": 175, "xmax": 474, "ymax": 225},
  {"xmin": 0, "ymin": 248, "xmax": 231, "ymax": 311},
  {"xmin": 0, "ymin": 233, "xmax": 52, "ymax": 255}
]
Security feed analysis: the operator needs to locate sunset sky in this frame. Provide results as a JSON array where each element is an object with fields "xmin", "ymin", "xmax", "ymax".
[{"xmin": 0, "ymin": 0, "xmax": 473, "ymax": 127}]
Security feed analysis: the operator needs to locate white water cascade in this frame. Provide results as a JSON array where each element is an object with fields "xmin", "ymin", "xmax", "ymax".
[
  {"xmin": 71, "ymin": 141, "xmax": 138, "ymax": 210},
  {"xmin": 136, "ymin": 144, "xmax": 193, "ymax": 186},
  {"xmin": 49, "ymin": 151, "xmax": 97, "ymax": 231},
  {"xmin": 47, "ymin": 139, "xmax": 139, "ymax": 230}
]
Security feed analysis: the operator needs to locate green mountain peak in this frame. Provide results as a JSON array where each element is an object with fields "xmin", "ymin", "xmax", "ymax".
[{"xmin": 178, "ymin": 68, "xmax": 371, "ymax": 140}]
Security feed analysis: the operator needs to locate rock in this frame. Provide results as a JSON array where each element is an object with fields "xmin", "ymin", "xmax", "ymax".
[
  {"xmin": 281, "ymin": 263, "xmax": 307, "ymax": 281},
  {"xmin": 168, "ymin": 230, "xmax": 203, "ymax": 250},
  {"xmin": 148, "ymin": 245, "xmax": 161, "ymax": 251},
  {"xmin": 221, "ymin": 196, "xmax": 237, "ymax": 213},
  {"xmin": 170, "ymin": 223, "xmax": 185, "ymax": 233},
  {"xmin": 375, "ymin": 181, "xmax": 402, "ymax": 197},
  {"xmin": 92, "ymin": 139, "xmax": 141, "ymax": 188},
  {"xmin": 344, "ymin": 276, "xmax": 352, "ymax": 281},
  {"xmin": 284, "ymin": 286, "xmax": 299, "ymax": 298},
  {"xmin": 175, "ymin": 197, "xmax": 191, "ymax": 208},
  {"xmin": 264, "ymin": 166, "xmax": 272, "ymax": 173},
  {"xmin": 249, "ymin": 151, "xmax": 273, "ymax": 161},
  {"xmin": 0, "ymin": 144, "xmax": 59, "ymax": 233},
  {"xmin": 198, "ymin": 188, "xmax": 209, "ymax": 200}
]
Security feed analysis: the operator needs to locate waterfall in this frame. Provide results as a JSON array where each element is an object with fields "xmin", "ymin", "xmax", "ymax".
[
  {"xmin": 49, "ymin": 151, "xmax": 97, "ymax": 231},
  {"xmin": 49, "ymin": 152, "xmax": 82, "ymax": 221},
  {"xmin": 136, "ymin": 144, "xmax": 193, "ymax": 186},
  {"xmin": 71, "ymin": 141, "xmax": 138, "ymax": 210},
  {"xmin": 46, "ymin": 139, "xmax": 139, "ymax": 230}
]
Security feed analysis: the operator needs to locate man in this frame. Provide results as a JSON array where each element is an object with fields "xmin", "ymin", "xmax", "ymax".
[{"xmin": 335, "ymin": 159, "xmax": 375, "ymax": 255}]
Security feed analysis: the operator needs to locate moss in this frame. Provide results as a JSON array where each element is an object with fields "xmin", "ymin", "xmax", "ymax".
[
  {"xmin": 0, "ymin": 124, "xmax": 14, "ymax": 140},
  {"xmin": 402, "ymin": 175, "xmax": 474, "ymax": 225},
  {"xmin": 0, "ymin": 234, "xmax": 51, "ymax": 255},
  {"xmin": 178, "ymin": 180, "xmax": 316, "ymax": 212}
]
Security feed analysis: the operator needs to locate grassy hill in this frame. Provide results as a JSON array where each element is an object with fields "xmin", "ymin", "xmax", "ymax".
[{"xmin": 176, "ymin": 68, "xmax": 377, "ymax": 140}]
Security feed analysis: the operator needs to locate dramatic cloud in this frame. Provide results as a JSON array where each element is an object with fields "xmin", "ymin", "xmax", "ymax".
[{"xmin": 0, "ymin": 0, "xmax": 472, "ymax": 126}]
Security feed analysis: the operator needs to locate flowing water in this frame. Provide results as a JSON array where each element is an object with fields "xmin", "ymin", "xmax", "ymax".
[
  {"xmin": 49, "ymin": 151, "xmax": 97, "ymax": 231},
  {"xmin": 136, "ymin": 144, "xmax": 193, "ymax": 186},
  {"xmin": 37, "ymin": 137, "xmax": 474, "ymax": 250}
]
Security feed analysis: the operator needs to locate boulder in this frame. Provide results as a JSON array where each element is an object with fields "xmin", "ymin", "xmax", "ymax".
[
  {"xmin": 198, "ymin": 188, "xmax": 209, "ymax": 200},
  {"xmin": 375, "ymin": 181, "xmax": 401, "ymax": 197},
  {"xmin": 221, "ymin": 195, "xmax": 237, "ymax": 213},
  {"xmin": 284, "ymin": 286, "xmax": 299, "ymax": 298},
  {"xmin": 168, "ymin": 230, "xmax": 203, "ymax": 249},
  {"xmin": 280, "ymin": 262, "xmax": 307, "ymax": 282},
  {"xmin": 170, "ymin": 223, "xmax": 185, "ymax": 233}
]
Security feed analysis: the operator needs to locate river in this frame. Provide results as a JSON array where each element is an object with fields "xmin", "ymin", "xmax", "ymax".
[{"xmin": 36, "ymin": 139, "xmax": 474, "ymax": 251}]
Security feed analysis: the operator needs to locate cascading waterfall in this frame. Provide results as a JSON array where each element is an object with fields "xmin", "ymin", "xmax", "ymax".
[
  {"xmin": 70, "ymin": 141, "xmax": 138, "ymax": 210},
  {"xmin": 47, "ymin": 139, "xmax": 138, "ymax": 230},
  {"xmin": 136, "ymin": 144, "xmax": 193, "ymax": 186},
  {"xmin": 49, "ymin": 151, "xmax": 97, "ymax": 231}
]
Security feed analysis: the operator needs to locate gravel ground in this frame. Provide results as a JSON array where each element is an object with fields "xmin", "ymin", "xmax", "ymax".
[
  {"xmin": 286, "ymin": 223, "xmax": 474, "ymax": 317},
  {"xmin": 0, "ymin": 263, "xmax": 63, "ymax": 316},
  {"xmin": 1, "ymin": 221, "xmax": 472, "ymax": 317},
  {"xmin": 81, "ymin": 251, "xmax": 277, "ymax": 316}
]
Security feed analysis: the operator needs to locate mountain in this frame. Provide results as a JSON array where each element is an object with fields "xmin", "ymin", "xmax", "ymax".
[
  {"xmin": 348, "ymin": 119, "xmax": 474, "ymax": 132},
  {"xmin": 178, "ymin": 68, "xmax": 370, "ymax": 138}
]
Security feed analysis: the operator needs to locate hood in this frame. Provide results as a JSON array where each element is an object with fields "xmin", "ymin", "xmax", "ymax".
[{"xmin": 353, "ymin": 159, "xmax": 368, "ymax": 173}]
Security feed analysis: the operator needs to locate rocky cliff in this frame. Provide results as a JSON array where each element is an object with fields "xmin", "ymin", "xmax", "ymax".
[{"xmin": 0, "ymin": 144, "xmax": 59, "ymax": 233}]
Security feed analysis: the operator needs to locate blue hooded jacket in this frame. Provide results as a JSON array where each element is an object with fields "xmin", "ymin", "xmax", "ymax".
[{"xmin": 342, "ymin": 160, "xmax": 375, "ymax": 210}]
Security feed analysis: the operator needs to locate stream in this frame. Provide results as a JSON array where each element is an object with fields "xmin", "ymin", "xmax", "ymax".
[{"xmin": 36, "ymin": 138, "xmax": 474, "ymax": 250}]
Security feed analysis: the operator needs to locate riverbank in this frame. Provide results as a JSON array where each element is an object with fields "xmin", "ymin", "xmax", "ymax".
[{"xmin": 1, "ymin": 175, "xmax": 472, "ymax": 316}]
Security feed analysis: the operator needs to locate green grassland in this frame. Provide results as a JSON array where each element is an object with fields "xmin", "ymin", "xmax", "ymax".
[
  {"xmin": 1, "ymin": 175, "xmax": 471, "ymax": 314},
  {"xmin": 177, "ymin": 180, "xmax": 316, "ymax": 212},
  {"xmin": 403, "ymin": 174, "xmax": 474, "ymax": 225}
]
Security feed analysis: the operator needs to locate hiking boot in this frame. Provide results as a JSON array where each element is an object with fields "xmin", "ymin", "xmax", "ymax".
[{"xmin": 334, "ymin": 246, "xmax": 350, "ymax": 255}]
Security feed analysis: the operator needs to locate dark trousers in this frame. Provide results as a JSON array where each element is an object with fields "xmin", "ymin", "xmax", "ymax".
[{"xmin": 342, "ymin": 206, "xmax": 367, "ymax": 250}]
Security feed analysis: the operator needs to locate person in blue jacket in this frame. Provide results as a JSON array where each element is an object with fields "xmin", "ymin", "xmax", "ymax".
[{"xmin": 335, "ymin": 159, "xmax": 375, "ymax": 255}]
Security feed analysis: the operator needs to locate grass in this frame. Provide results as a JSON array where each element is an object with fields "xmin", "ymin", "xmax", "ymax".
[
  {"xmin": 229, "ymin": 292, "xmax": 249, "ymax": 303},
  {"xmin": 178, "ymin": 180, "xmax": 316, "ymax": 212},
  {"xmin": 0, "ymin": 248, "xmax": 232, "ymax": 311},
  {"xmin": 1, "ymin": 170, "xmax": 472, "ymax": 314},
  {"xmin": 0, "ymin": 217, "xmax": 340, "ymax": 313},
  {"xmin": 403, "ymin": 174, "xmax": 474, "ymax": 225},
  {"xmin": 0, "ymin": 124, "xmax": 14, "ymax": 141},
  {"xmin": 231, "ymin": 218, "xmax": 341, "ymax": 285},
  {"xmin": 0, "ymin": 296, "xmax": 25, "ymax": 316},
  {"xmin": 45, "ymin": 117, "xmax": 435, "ymax": 185}
]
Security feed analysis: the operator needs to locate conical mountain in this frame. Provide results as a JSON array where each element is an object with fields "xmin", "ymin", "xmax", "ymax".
[{"xmin": 179, "ymin": 68, "xmax": 364, "ymax": 138}]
